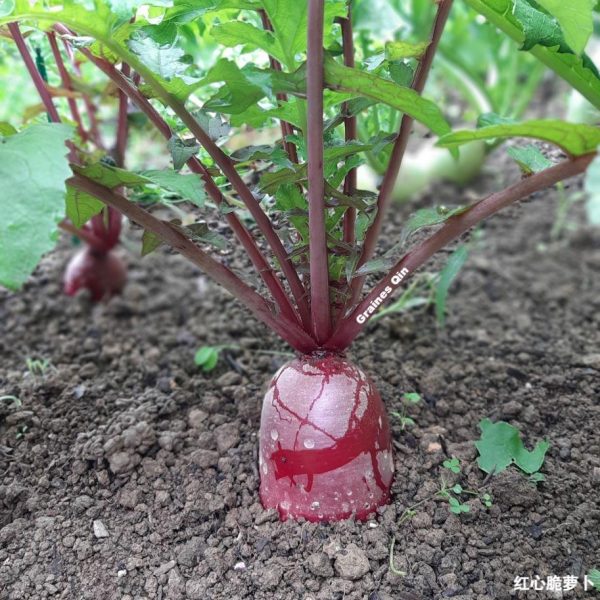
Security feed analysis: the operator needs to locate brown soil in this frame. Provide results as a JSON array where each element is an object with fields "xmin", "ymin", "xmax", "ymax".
[{"xmin": 1, "ymin": 151, "xmax": 599, "ymax": 600}]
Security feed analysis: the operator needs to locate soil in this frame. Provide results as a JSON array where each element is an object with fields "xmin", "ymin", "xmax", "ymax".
[{"xmin": 1, "ymin": 149, "xmax": 600, "ymax": 600}]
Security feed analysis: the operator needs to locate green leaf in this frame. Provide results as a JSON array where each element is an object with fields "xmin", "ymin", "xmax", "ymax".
[
  {"xmin": 259, "ymin": 141, "xmax": 375, "ymax": 192},
  {"xmin": 475, "ymin": 418, "xmax": 550, "ymax": 475},
  {"xmin": 230, "ymin": 144, "xmax": 292, "ymax": 168},
  {"xmin": 535, "ymin": 0, "xmax": 594, "ymax": 55},
  {"xmin": 65, "ymin": 186, "xmax": 105, "ymax": 228},
  {"xmin": 324, "ymin": 57, "xmax": 451, "ymax": 137},
  {"xmin": 464, "ymin": 0, "xmax": 600, "ymax": 110},
  {"xmin": 260, "ymin": 0, "xmax": 346, "ymax": 68},
  {"xmin": 0, "ymin": 123, "xmax": 73, "ymax": 290},
  {"xmin": 513, "ymin": 0, "xmax": 566, "ymax": 52},
  {"xmin": 139, "ymin": 170, "xmax": 206, "ymax": 207},
  {"xmin": 506, "ymin": 144, "xmax": 553, "ymax": 174},
  {"xmin": 141, "ymin": 229, "xmax": 164, "ymax": 256},
  {"xmin": 438, "ymin": 119, "xmax": 600, "ymax": 156},
  {"xmin": 443, "ymin": 457, "xmax": 461, "ymax": 474},
  {"xmin": 193, "ymin": 112, "xmax": 231, "ymax": 141},
  {"xmin": 385, "ymin": 40, "xmax": 429, "ymax": 61},
  {"xmin": 587, "ymin": 570, "xmax": 600, "ymax": 590},
  {"xmin": 108, "ymin": 0, "xmax": 172, "ymax": 20},
  {"xmin": 0, "ymin": 122, "xmax": 17, "ymax": 136},
  {"xmin": 198, "ymin": 59, "xmax": 267, "ymax": 115},
  {"xmin": 184, "ymin": 222, "xmax": 227, "ymax": 250},
  {"xmin": 275, "ymin": 183, "xmax": 308, "ymax": 239},
  {"xmin": 402, "ymin": 392, "xmax": 421, "ymax": 404},
  {"xmin": 127, "ymin": 29, "xmax": 190, "ymax": 80},
  {"xmin": 211, "ymin": 20, "xmax": 286, "ymax": 65},
  {"xmin": 167, "ymin": 136, "xmax": 199, "ymax": 171},
  {"xmin": 194, "ymin": 345, "xmax": 222, "ymax": 371},
  {"xmin": 435, "ymin": 244, "xmax": 469, "ymax": 327},
  {"xmin": 72, "ymin": 163, "xmax": 150, "ymax": 188}
]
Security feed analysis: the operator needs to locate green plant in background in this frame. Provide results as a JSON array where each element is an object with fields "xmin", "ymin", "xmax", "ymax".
[{"xmin": 352, "ymin": 0, "xmax": 546, "ymax": 202}]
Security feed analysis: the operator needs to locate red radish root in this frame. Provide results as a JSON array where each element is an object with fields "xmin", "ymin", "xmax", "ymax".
[
  {"xmin": 64, "ymin": 247, "xmax": 126, "ymax": 302},
  {"xmin": 259, "ymin": 354, "xmax": 393, "ymax": 521}
]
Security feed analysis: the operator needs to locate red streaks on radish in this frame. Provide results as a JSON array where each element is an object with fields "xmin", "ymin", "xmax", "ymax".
[
  {"xmin": 63, "ymin": 247, "xmax": 126, "ymax": 302},
  {"xmin": 259, "ymin": 354, "xmax": 393, "ymax": 521}
]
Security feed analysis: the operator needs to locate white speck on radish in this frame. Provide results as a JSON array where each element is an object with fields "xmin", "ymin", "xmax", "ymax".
[
  {"xmin": 270, "ymin": 429, "xmax": 279, "ymax": 441},
  {"xmin": 303, "ymin": 438, "xmax": 315, "ymax": 449}
]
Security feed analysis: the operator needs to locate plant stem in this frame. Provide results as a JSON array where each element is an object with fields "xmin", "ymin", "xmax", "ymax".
[
  {"xmin": 58, "ymin": 219, "xmax": 106, "ymax": 250},
  {"xmin": 307, "ymin": 0, "xmax": 331, "ymax": 343},
  {"xmin": 115, "ymin": 63, "xmax": 130, "ymax": 168},
  {"xmin": 55, "ymin": 29, "xmax": 104, "ymax": 148},
  {"xmin": 349, "ymin": 0, "xmax": 453, "ymax": 305},
  {"xmin": 167, "ymin": 98, "xmax": 311, "ymax": 326},
  {"xmin": 77, "ymin": 50, "xmax": 305, "ymax": 327},
  {"xmin": 68, "ymin": 174, "xmax": 318, "ymax": 353},
  {"xmin": 338, "ymin": 13, "xmax": 358, "ymax": 248},
  {"xmin": 46, "ymin": 31, "xmax": 86, "ymax": 141},
  {"xmin": 326, "ymin": 154, "xmax": 594, "ymax": 350},
  {"xmin": 259, "ymin": 10, "xmax": 298, "ymax": 164},
  {"xmin": 9, "ymin": 23, "xmax": 61, "ymax": 123}
]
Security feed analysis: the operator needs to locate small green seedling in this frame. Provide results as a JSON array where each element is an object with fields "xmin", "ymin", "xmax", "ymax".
[
  {"xmin": 390, "ymin": 391, "xmax": 422, "ymax": 430},
  {"xmin": 587, "ymin": 570, "xmax": 600, "ymax": 592},
  {"xmin": 0, "ymin": 395, "xmax": 21, "ymax": 408},
  {"xmin": 448, "ymin": 496, "xmax": 470, "ymax": 514},
  {"xmin": 438, "ymin": 461, "xmax": 493, "ymax": 512},
  {"xmin": 443, "ymin": 456, "xmax": 461, "ymax": 473},
  {"xmin": 25, "ymin": 358, "xmax": 53, "ymax": 376},
  {"xmin": 194, "ymin": 346, "xmax": 230, "ymax": 372},
  {"xmin": 475, "ymin": 418, "xmax": 549, "ymax": 481}
]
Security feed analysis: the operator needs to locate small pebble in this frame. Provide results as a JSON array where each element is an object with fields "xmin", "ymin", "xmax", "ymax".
[{"xmin": 93, "ymin": 520, "xmax": 109, "ymax": 538}]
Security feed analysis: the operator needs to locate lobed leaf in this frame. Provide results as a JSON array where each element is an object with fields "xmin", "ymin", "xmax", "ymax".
[
  {"xmin": 535, "ymin": 0, "xmax": 594, "ymax": 56},
  {"xmin": 0, "ymin": 123, "xmax": 73, "ymax": 290},
  {"xmin": 475, "ymin": 418, "xmax": 549, "ymax": 475},
  {"xmin": 464, "ymin": 0, "xmax": 600, "ymax": 109},
  {"xmin": 139, "ymin": 170, "xmax": 206, "ymax": 207},
  {"xmin": 438, "ymin": 119, "xmax": 600, "ymax": 156},
  {"xmin": 323, "ymin": 57, "xmax": 451, "ymax": 137}
]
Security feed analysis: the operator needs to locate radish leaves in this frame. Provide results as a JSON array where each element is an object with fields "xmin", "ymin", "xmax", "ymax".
[{"xmin": 0, "ymin": 123, "xmax": 73, "ymax": 290}]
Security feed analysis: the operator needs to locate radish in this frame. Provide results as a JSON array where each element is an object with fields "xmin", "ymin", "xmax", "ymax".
[
  {"xmin": 259, "ymin": 354, "xmax": 393, "ymax": 521},
  {"xmin": 63, "ymin": 247, "xmax": 126, "ymax": 302}
]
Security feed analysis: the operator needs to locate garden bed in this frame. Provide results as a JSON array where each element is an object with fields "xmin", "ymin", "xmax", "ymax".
[{"xmin": 1, "ymin": 153, "xmax": 599, "ymax": 599}]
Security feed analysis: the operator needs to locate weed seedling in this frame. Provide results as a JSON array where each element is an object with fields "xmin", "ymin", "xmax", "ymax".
[
  {"xmin": 25, "ymin": 358, "xmax": 53, "ymax": 377},
  {"xmin": 475, "ymin": 419, "xmax": 549, "ymax": 482},
  {"xmin": 390, "ymin": 391, "xmax": 422, "ymax": 430},
  {"xmin": 0, "ymin": 395, "xmax": 22, "ymax": 408}
]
